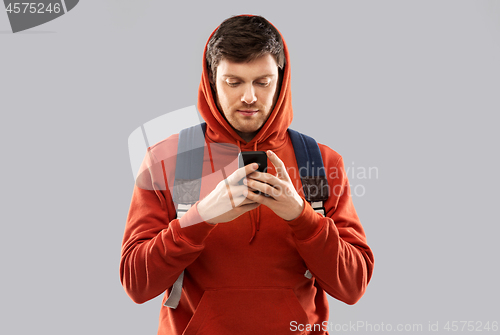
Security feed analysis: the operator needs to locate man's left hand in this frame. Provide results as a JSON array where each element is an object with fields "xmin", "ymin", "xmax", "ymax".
[{"xmin": 245, "ymin": 150, "xmax": 304, "ymax": 221}]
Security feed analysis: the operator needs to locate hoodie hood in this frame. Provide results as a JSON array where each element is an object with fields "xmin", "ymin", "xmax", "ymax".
[{"xmin": 197, "ymin": 15, "xmax": 293, "ymax": 151}]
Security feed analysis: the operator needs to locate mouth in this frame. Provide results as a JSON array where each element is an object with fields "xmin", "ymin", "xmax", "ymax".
[{"xmin": 237, "ymin": 109, "xmax": 258, "ymax": 116}]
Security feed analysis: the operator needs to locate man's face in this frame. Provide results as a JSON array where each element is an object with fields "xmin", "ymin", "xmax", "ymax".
[{"xmin": 214, "ymin": 53, "xmax": 280, "ymax": 142}]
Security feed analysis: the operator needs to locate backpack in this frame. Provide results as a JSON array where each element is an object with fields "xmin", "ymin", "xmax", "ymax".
[{"xmin": 164, "ymin": 122, "xmax": 329, "ymax": 308}]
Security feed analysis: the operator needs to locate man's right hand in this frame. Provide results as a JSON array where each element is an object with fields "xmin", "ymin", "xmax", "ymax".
[{"xmin": 196, "ymin": 163, "xmax": 261, "ymax": 224}]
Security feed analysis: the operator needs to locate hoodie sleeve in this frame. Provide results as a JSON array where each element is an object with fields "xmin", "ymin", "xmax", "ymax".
[
  {"xmin": 120, "ymin": 151, "xmax": 216, "ymax": 304},
  {"xmin": 286, "ymin": 148, "xmax": 374, "ymax": 305}
]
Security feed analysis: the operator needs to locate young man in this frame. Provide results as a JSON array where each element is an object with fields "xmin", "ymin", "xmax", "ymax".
[{"xmin": 121, "ymin": 15, "xmax": 374, "ymax": 335}]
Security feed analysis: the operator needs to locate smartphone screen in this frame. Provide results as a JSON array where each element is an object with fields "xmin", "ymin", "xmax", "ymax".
[
  {"xmin": 238, "ymin": 151, "xmax": 268, "ymax": 172},
  {"xmin": 238, "ymin": 151, "xmax": 268, "ymax": 196}
]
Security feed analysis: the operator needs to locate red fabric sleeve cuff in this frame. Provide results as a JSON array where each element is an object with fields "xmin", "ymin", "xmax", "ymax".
[
  {"xmin": 175, "ymin": 202, "xmax": 217, "ymax": 245},
  {"xmin": 286, "ymin": 200, "xmax": 324, "ymax": 240}
]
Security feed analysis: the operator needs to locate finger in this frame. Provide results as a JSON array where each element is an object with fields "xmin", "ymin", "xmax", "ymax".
[
  {"xmin": 245, "ymin": 187, "xmax": 274, "ymax": 206},
  {"xmin": 246, "ymin": 178, "xmax": 283, "ymax": 200},
  {"xmin": 227, "ymin": 184, "xmax": 251, "ymax": 196},
  {"xmin": 227, "ymin": 163, "xmax": 259, "ymax": 186},
  {"xmin": 267, "ymin": 150, "xmax": 290, "ymax": 181},
  {"xmin": 234, "ymin": 196, "xmax": 257, "ymax": 207},
  {"xmin": 229, "ymin": 184, "xmax": 252, "ymax": 207},
  {"xmin": 232, "ymin": 195, "xmax": 260, "ymax": 213},
  {"xmin": 244, "ymin": 174, "xmax": 280, "ymax": 192},
  {"xmin": 241, "ymin": 180, "xmax": 262, "ymax": 198},
  {"xmin": 247, "ymin": 171, "xmax": 283, "ymax": 188},
  {"xmin": 234, "ymin": 201, "xmax": 261, "ymax": 213}
]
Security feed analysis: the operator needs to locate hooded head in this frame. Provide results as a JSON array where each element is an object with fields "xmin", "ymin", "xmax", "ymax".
[{"xmin": 197, "ymin": 15, "xmax": 293, "ymax": 151}]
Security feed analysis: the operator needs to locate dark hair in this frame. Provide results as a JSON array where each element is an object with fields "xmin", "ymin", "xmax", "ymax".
[{"xmin": 206, "ymin": 15, "xmax": 286, "ymax": 84}]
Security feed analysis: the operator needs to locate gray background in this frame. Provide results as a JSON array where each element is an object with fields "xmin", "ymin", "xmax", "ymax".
[{"xmin": 1, "ymin": 0, "xmax": 499, "ymax": 334}]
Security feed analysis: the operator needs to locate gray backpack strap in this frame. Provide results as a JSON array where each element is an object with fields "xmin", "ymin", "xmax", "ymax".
[
  {"xmin": 287, "ymin": 129, "xmax": 329, "ymax": 215},
  {"xmin": 163, "ymin": 271, "xmax": 184, "ymax": 309},
  {"xmin": 165, "ymin": 123, "xmax": 206, "ymax": 309},
  {"xmin": 173, "ymin": 123, "xmax": 207, "ymax": 217}
]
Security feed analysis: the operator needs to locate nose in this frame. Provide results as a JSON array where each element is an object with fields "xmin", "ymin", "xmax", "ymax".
[{"xmin": 241, "ymin": 84, "xmax": 257, "ymax": 104}]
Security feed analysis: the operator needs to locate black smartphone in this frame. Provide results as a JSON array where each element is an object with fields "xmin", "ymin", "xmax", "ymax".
[
  {"xmin": 238, "ymin": 151, "xmax": 268, "ymax": 195},
  {"xmin": 238, "ymin": 151, "xmax": 268, "ymax": 172}
]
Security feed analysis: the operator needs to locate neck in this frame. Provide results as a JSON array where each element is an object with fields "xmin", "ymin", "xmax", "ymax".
[{"xmin": 236, "ymin": 130, "xmax": 258, "ymax": 143}]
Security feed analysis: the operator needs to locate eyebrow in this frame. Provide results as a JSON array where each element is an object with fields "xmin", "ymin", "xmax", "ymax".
[{"xmin": 221, "ymin": 74, "xmax": 276, "ymax": 80}]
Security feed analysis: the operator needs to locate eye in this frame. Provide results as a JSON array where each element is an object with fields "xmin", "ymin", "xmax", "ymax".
[
  {"xmin": 256, "ymin": 81, "xmax": 270, "ymax": 87},
  {"xmin": 226, "ymin": 81, "xmax": 240, "ymax": 87}
]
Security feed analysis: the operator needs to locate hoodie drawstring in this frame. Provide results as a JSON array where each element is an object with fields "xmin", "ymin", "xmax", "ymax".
[{"xmin": 248, "ymin": 141, "xmax": 260, "ymax": 243}]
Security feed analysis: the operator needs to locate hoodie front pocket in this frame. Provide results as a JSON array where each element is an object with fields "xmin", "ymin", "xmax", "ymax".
[{"xmin": 183, "ymin": 287, "xmax": 309, "ymax": 335}]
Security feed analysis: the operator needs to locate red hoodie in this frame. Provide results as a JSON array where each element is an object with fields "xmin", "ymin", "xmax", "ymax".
[{"xmin": 121, "ymin": 16, "xmax": 374, "ymax": 335}]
